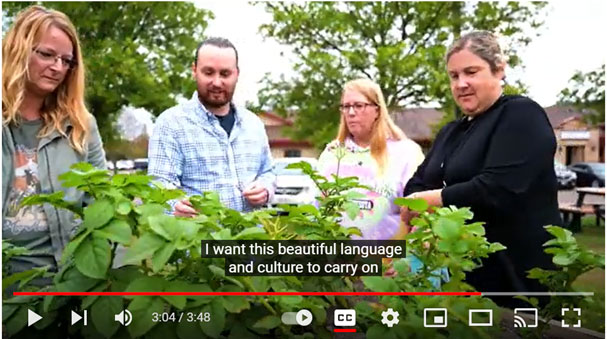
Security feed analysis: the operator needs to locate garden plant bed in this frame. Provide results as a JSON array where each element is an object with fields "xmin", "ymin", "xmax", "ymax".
[{"xmin": 2, "ymin": 161, "xmax": 604, "ymax": 338}]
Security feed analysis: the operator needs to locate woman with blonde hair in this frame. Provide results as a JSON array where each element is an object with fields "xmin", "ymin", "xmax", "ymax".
[
  {"xmin": 2, "ymin": 5, "xmax": 105, "ymax": 277},
  {"xmin": 318, "ymin": 78, "xmax": 424, "ymax": 240}
]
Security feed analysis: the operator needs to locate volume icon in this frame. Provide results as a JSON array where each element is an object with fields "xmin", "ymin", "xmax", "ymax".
[{"xmin": 114, "ymin": 310, "xmax": 133, "ymax": 326}]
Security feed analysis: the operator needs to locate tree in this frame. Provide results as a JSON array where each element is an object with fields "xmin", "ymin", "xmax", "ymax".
[
  {"xmin": 558, "ymin": 64, "xmax": 605, "ymax": 126},
  {"xmin": 2, "ymin": 2, "xmax": 213, "ymax": 141},
  {"xmin": 254, "ymin": 2, "xmax": 547, "ymax": 148},
  {"xmin": 105, "ymin": 134, "xmax": 149, "ymax": 165}
]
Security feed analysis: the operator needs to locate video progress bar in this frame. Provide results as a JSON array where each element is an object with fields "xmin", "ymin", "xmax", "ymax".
[
  {"xmin": 482, "ymin": 292, "xmax": 594, "ymax": 296},
  {"xmin": 14, "ymin": 291, "xmax": 481, "ymax": 296}
]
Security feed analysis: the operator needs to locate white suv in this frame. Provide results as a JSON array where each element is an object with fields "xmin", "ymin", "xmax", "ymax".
[{"xmin": 270, "ymin": 157, "xmax": 319, "ymax": 207}]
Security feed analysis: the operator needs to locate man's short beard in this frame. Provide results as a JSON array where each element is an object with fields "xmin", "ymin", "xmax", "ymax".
[
  {"xmin": 200, "ymin": 97, "xmax": 228, "ymax": 109},
  {"xmin": 198, "ymin": 90, "xmax": 234, "ymax": 109}
]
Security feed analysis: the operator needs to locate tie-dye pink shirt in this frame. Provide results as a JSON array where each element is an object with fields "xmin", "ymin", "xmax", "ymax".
[{"xmin": 317, "ymin": 137, "xmax": 424, "ymax": 240}]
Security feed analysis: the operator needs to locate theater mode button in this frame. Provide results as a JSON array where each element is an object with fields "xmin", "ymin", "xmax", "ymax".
[{"xmin": 281, "ymin": 309, "xmax": 313, "ymax": 326}]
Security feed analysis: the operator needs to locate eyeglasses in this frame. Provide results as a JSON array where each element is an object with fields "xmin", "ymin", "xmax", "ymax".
[
  {"xmin": 32, "ymin": 48, "xmax": 77, "ymax": 69},
  {"xmin": 339, "ymin": 102, "xmax": 377, "ymax": 114}
]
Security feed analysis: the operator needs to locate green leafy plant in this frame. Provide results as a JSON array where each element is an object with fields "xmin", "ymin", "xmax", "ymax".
[
  {"xmin": 521, "ymin": 226, "xmax": 606, "ymax": 337},
  {"xmin": 280, "ymin": 149, "xmax": 370, "ymax": 239},
  {"xmin": 362, "ymin": 198, "xmax": 505, "ymax": 339},
  {"xmin": 2, "ymin": 241, "xmax": 51, "ymax": 294},
  {"xmin": 1, "ymin": 161, "xmax": 550, "ymax": 339}
]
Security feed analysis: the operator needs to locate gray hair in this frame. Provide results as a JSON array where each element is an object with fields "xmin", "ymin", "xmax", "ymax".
[{"xmin": 446, "ymin": 31, "xmax": 506, "ymax": 74}]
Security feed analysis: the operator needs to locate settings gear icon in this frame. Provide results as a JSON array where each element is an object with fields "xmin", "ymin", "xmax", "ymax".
[{"xmin": 381, "ymin": 308, "xmax": 400, "ymax": 327}]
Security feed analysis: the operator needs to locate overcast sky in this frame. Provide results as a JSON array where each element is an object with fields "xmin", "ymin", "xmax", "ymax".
[{"xmin": 195, "ymin": 0, "xmax": 606, "ymax": 108}]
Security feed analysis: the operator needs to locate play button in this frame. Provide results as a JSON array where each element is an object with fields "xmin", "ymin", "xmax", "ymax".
[
  {"xmin": 28, "ymin": 309, "xmax": 42, "ymax": 327},
  {"xmin": 296, "ymin": 309, "xmax": 313, "ymax": 326}
]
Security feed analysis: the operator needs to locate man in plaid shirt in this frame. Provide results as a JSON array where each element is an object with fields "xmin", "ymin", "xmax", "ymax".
[{"xmin": 148, "ymin": 37, "xmax": 275, "ymax": 214}]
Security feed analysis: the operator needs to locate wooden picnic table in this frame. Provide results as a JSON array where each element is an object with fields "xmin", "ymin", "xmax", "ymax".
[
  {"xmin": 575, "ymin": 187, "xmax": 605, "ymax": 206},
  {"xmin": 561, "ymin": 187, "xmax": 605, "ymax": 232}
]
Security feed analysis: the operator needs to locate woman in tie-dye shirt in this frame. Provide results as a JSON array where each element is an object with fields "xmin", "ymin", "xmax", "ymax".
[
  {"xmin": 317, "ymin": 78, "xmax": 425, "ymax": 240},
  {"xmin": 318, "ymin": 78, "xmax": 448, "ymax": 286}
]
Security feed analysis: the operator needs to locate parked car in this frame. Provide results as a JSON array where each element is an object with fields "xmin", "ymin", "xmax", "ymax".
[
  {"xmin": 133, "ymin": 158, "xmax": 148, "ymax": 171},
  {"xmin": 568, "ymin": 162, "xmax": 605, "ymax": 187},
  {"xmin": 270, "ymin": 157, "xmax": 319, "ymax": 207},
  {"xmin": 116, "ymin": 159, "xmax": 135, "ymax": 171},
  {"xmin": 554, "ymin": 160, "xmax": 576, "ymax": 189}
]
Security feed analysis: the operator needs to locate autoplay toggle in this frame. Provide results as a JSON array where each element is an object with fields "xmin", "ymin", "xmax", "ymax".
[{"xmin": 281, "ymin": 309, "xmax": 313, "ymax": 326}]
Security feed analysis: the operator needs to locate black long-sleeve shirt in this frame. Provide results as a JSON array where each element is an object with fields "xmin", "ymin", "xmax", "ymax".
[{"xmin": 404, "ymin": 95, "xmax": 561, "ymax": 298}]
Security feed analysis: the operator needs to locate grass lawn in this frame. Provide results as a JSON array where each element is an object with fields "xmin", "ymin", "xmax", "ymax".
[{"xmin": 572, "ymin": 216, "xmax": 604, "ymax": 332}]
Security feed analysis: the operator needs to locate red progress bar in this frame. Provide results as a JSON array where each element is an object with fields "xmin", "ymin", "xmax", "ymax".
[
  {"xmin": 335, "ymin": 329, "xmax": 357, "ymax": 333},
  {"xmin": 13, "ymin": 292, "xmax": 481, "ymax": 296}
]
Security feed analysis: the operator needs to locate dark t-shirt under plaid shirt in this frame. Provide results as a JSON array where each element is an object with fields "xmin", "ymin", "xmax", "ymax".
[{"xmin": 147, "ymin": 92, "xmax": 276, "ymax": 212}]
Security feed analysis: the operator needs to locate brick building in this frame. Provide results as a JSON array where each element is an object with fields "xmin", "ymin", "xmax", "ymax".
[
  {"xmin": 261, "ymin": 106, "xmax": 605, "ymax": 164},
  {"xmin": 545, "ymin": 105, "xmax": 605, "ymax": 165},
  {"xmin": 259, "ymin": 112, "xmax": 319, "ymax": 159}
]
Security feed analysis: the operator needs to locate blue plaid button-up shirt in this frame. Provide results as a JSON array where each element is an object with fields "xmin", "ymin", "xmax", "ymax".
[{"xmin": 148, "ymin": 93, "xmax": 276, "ymax": 212}]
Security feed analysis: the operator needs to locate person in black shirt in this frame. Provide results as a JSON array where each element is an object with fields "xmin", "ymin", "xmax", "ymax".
[{"xmin": 401, "ymin": 31, "xmax": 560, "ymax": 306}]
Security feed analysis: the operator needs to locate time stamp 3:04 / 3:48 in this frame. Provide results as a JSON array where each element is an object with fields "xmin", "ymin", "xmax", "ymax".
[{"xmin": 152, "ymin": 312, "xmax": 211, "ymax": 323}]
